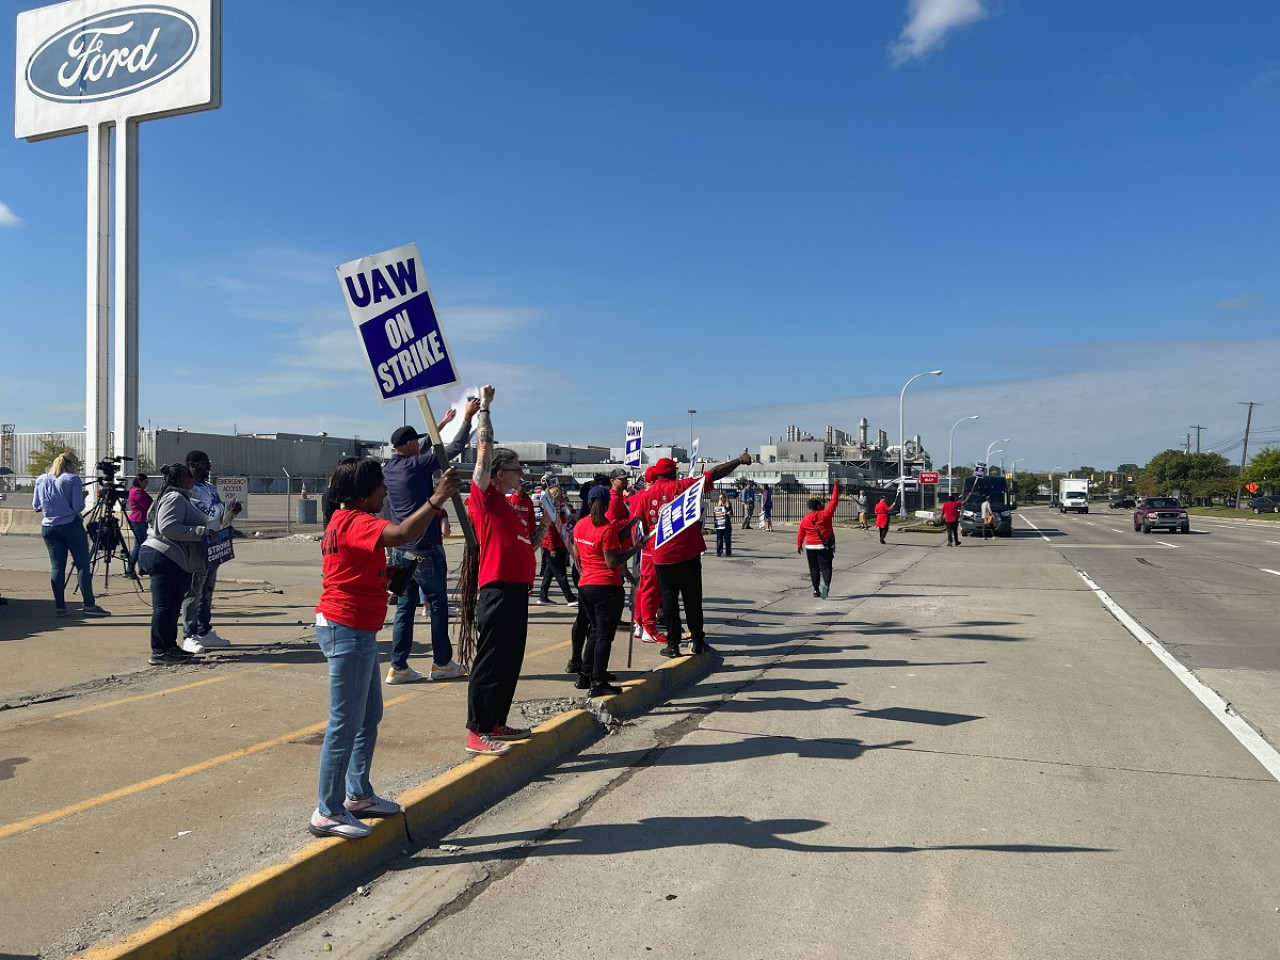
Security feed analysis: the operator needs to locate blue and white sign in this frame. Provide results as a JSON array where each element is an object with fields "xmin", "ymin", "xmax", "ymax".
[
  {"xmin": 16, "ymin": 0, "xmax": 222, "ymax": 141},
  {"xmin": 625, "ymin": 421, "xmax": 643, "ymax": 468},
  {"xmin": 688, "ymin": 438, "xmax": 700, "ymax": 478},
  {"xmin": 655, "ymin": 476, "xmax": 705, "ymax": 550},
  {"xmin": 337, "ymin": 242, "xmax": 460, "ymax": 403},
  {"xmin": 973, "ymin": 462, "xmax": 987, "ymax": 478}
]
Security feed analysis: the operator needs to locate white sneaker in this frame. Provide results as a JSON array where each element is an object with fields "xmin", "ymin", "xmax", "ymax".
[
  {"xmin": 180, "ymin": 636, "xmax": 206, "ymax": 654},
  {"xmin": 308, "ymin": 809, "xmax": 372, "ymax": 840},
  {"xmin": 640, "ymin": 628, "xmax": 662, "ymax": 644},
  {"xmin": 429, "ymin": 660, "xmax": 467, "ymax": 681},
  {"xmin": 633, "ymin": 623, "xmax": 643, "ymax": 638},
  {"xmin": 385, "ymin": 665, "xmax": 425, "ymax": 684},
  {"xmin": 198, "ymin": 629, "xmax": 230, "ymax": 648}
]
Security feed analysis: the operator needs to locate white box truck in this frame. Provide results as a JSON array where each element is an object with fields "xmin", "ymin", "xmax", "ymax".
[{"xmin": 1058, "ymin": 478, "xmax": 1090, "ymax": 514}]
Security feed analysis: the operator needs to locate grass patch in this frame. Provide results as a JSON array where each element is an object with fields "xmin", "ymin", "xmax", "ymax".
[{"xmin": 1188, "ymin": 507, "xmax": 1280, "ymax": 521}]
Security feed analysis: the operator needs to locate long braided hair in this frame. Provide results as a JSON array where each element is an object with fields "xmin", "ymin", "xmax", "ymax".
[{"xmin": 147, "ymin": 463, "xmax": 194, "ymax": 527}]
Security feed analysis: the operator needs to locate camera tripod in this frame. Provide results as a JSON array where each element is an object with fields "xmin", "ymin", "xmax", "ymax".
[{"xmin": 66, "ymin": 458, "xmax": 143, "ymax": 596}]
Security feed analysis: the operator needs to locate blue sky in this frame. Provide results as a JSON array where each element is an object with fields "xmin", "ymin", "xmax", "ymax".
[{"xmin": 3, "ymin": 0, "xmax": 1278, "ymax": 473}]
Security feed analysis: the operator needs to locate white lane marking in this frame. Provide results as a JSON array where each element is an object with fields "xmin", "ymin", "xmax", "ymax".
[
  {"xmin": 1077, "ymin": 570, "xmax": 1280, "ymax": 783},
  {"xmin": 1110, "ymin": 528, "xmax": 1125, "ymax": 534},
  {"xmin": 1058, "ymin": 544, "xmax": 1174, "ymax": 549},
  {"xmin": 1018, "ymin": 514, "xmax": 1051, "ymax": 542},
  {"xmin": 1155, "ymin": 541, "xmax": 1178, "ymax": 548},
  {"xmin": 1266, "ymin": 541, "xmax": 1280, "ymax": 546},
  {"xmin": 1263, "ymin": 569, "xmax": 1280, "ymax": 577}
]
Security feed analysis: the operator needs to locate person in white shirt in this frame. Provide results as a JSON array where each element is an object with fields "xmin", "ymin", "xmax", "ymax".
[{"xmin": 180, "ymin": 450, "xmax": 241, "ymax": 652}]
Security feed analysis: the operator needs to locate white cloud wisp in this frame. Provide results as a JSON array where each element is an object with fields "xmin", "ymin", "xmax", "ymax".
[{"xmin": 889, "ymin": 0, "xmax": 992, "ymax": 67}]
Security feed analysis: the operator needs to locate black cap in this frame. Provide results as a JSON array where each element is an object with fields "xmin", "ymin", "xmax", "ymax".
[
  {"xmin": 609, "ymin": 468, "xmax": 629, "ymax": 479},
  {"xmin": 391, "ymin": 425, "xmax": 422, "ymax": 447}
]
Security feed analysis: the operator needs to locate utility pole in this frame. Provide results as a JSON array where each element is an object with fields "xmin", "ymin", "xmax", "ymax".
[
  {"xmin": 1190, "ymin": 424, "xmax": 1205, "ymax": 454},
  {"xmin": 1236, "ymin": 402, "xmax": 1261, "ymax": 508}
]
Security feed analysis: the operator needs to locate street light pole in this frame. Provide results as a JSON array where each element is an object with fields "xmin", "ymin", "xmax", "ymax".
[
  {"xmin": 985, "ymin": 438, "xmax": 1009, "ymax": 466},
  {"xmin": 948, "ymin": 415, "xmax": 979, "ymax": 496},
  {"xmin": 899, "ymin": 369, "xmax": 942, "ymax": 514}
]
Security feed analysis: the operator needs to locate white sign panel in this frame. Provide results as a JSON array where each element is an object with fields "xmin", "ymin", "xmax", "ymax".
[
  {"xmin": 624, "ymin": 420, "xmax": 643, "ymax": 468},
  {"xmin": 15, "ymin": 0, "xmax": 222, "ymax": 141},
  {"xmin": 688, "ymin": 437, "xmax": 700, "ymax": 478},
  {"xmin": 973, "ymin": 462, "xmax": 987, "ymax": 478},
  {"xmin": 655, "ymin": 476, "xmax": 705, "ymax": 550},
  {"xmin": 336, "ymin": 242, "xmax": 461, "ymax": 403},
  {"xmin": 215, "ymin": 475, "xmax": 247, "ymax": 518}
]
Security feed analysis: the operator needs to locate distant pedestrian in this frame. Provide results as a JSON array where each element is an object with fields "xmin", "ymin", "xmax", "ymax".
[
  {"xmin": 125, "ymin": 473, "xmax": 152, "ymax": 578},
  {"xmin": 740, "ymin": 481, "xmax": 756, "ymax": 530},
  {"xmin": 537, "ymin": 486, "xmax": 577, "ymax": 605},
  {"xmin": 760, "ymin": 484, "xmax": 773, "ymax": 531},
  {"xmin": 797, "ymin": 485, "xmax": 840, "ymax": 598},
  {"xmin": 713, "ymin": 492, "xmax": 733, "ymax": 556},
  {"xmin": 940, "ymin": 492, "xmax": 962, "ymax": 546},
  {"xmin": 981, "ymin": 496, "xmax": 995, "ymax": 540},
  {"xmin": 875, "ymin": 495, "xmax": 896, "ymax": 545},
  {"xmin": 854, "ymin": 491, "xmax": 868, "ymax": 530},
  {"xmin": 308, "ymin": 457, "xmax": 460, "ymax": 840},
  {"xmin": 32, "ymin": 452, "xmax": 109, "ymax": 618}
]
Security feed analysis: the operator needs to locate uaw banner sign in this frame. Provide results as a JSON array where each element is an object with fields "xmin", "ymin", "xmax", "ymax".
[
  {"xmin": 16, "ymin": 0, "xmax": 222, "ymax": 140},
  {"xmin": 655, "ymin": 476, "xmax": 705, "ymax": 550},
  {"xmin": 337, "ymin": 243, "xmax": 460, "ymax": 402},
  {"xmin": 625, "ymin": 421, "xmax": 643, "ymax": 468}
]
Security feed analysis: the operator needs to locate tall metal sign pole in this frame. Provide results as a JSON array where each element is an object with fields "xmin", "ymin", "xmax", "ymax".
[{"xmin": 15, "ymin": 0, "xmax": 222, "ymax": 469}]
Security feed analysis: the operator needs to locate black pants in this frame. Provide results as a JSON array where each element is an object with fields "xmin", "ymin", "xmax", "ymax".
[
  {"xmin": 579, "ymin": 584, "xmax": 625, "ymax": 683},
  {"xmin": 804, "ymin": 547, "xmax": 833, "ymax": 593},
  {"xmin": 945, "ymin": 520, "xmax": 959, "ymax": 544},
  {"xmin": 148, "ymin": 550, "xmax": 192, "ymax": 654},
  {"xmin": 655, "ymin": 556, "xmax": 704, "ymax": 647},
  {"xmin": 715, "ymin": 526, "xmax": 732, "ymax": 556},
  {"xmin": 570, "ymin": 602, "xmax": 589, "ymax": 667},
  {"xmin": 467, "ymin": 582, "xmax": 529, "ymax": 733},
  {"xmin": 540, "ymin": 547, "xmax": 575, "ymax": 601}
]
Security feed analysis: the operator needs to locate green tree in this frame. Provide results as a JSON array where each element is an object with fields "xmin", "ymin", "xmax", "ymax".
[
  {"xmin": 27, "ymin": 435, "xmax": 76, "ymax": 476},
  {"xmin": 1013, "ymin": 472, "xmax": 1040, "ymax": 503},
  {"xmin": 1241, "ymin": 447, "xmax": 1280, "ymax": 493},
  {"xmin": 1143, "ymin": 450, "xmax": 1233, "ymax": 495}
]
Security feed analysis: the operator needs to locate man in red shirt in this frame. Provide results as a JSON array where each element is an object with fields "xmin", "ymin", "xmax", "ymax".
[
  {"xmin": 463, "ymin": 386, "xmax": 537, "ymax": 756},
  {"xmin": 628, "ymin": 453, "xmax": 753, "ymax": 657},
  {"xmin": 629, "ymin": 468, "xmax": 662, "ymax": 644},
  {"xmin": 940, "ymin": 492, "xmax": 963, "ymax": 546}
]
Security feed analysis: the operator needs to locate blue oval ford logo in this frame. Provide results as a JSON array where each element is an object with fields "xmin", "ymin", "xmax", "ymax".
[{"xmin": 25, "ymin": 5, "xmax": 198, "ymax": 104}]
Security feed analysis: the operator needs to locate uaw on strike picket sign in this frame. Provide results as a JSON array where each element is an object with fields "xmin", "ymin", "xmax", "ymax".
[
  {"xmin": 655, "ymin": 476, "xmax": 706, "ymax": 550},
  {"xmin": 336, "ymin": 243, "xmax": 460, "ymax": 402}
]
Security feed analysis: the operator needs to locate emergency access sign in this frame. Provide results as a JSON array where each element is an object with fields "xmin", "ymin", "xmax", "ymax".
[{"xmin": 336, "ymin": 242, "xmax": 459, "ymax": 402}]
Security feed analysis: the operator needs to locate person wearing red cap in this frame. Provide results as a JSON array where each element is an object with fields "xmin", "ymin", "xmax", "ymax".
[{"xmin": 628, "ymin": 452, "xmax": 753, "ymax": 657}]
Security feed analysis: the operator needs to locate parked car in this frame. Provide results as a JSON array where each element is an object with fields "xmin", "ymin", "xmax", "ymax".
[
  {"xmin": 1249, "ymin": 494, "xmax": 1280, "ymax": 514},
  {"xmin": 1133, "ymin": 497, "xmax": 1189, "ymax": 534},
  {"xmin": 1109, "ymin": 497, "xmax": 1135, "ymax": 510}
]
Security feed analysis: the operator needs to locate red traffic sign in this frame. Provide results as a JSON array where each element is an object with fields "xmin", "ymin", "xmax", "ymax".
[
  {"xmin": 919, "ymin": 472, "xmax": 940, "ymax": 485},
  {"xmin": 1246, "ymin": 482, "xmax": 1259, "ymax": 493}
]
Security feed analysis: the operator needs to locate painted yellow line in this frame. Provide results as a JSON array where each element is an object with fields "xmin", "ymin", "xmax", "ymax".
[
  {"xmin": 0, "ymin": 690, "xmax": 421, "ymax": 841},
  {"xmin": 2, "ymin": 638, "xmax": 569, "ymax": 841}
]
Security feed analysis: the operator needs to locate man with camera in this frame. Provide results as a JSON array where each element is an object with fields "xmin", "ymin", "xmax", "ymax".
[{"xmin": 180, "ymin": 450, "xmax": 240, "ymax": 653}]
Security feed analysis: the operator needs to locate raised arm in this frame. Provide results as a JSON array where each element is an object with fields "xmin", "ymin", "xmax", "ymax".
[
  {"xmin": 470, "ymin": 385, "xmax": 497, "ymax": 493},
  {"xmin": 379, "ymin": 468, "xmax": 461, "ymax": 547},
  {"xmin": 706, "ymin": 452, "xmax": 753, "ymax": 485},
  {"xmin": 441, "ymin": 396, "xmax": 481, "ymax": 461}
]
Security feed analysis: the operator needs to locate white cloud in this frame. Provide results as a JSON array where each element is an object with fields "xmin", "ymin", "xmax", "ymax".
[
  {"xmin": 0, "ymin": 202, "xmax": 22, "ymax": 227},
  {"xmin": 438, "ymin": 304, "xmax": 539, "ymax": 342},
  {"xmin": 889, "ymin": 0, "xmax": 992, "ymax": 67},
  {"xmin": 1216, "ymin": 295, "xmax": 1257, "ymax": 312}
]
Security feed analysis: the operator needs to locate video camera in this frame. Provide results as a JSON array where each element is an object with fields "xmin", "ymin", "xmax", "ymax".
[{"xmin": 94, "ymin": 455, "xmax": 133, "ymax": 495}]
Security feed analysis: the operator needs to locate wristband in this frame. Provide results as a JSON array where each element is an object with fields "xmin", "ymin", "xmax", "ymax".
[{"xmin": 428, "ymin": 499, "xmax": 444, "ymax": 510}]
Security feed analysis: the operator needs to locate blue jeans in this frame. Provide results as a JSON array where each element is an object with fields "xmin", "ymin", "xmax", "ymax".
[
  {"xmin": 182, "ymin": 562, "xmax": 217, "ymax": 638},
  {"xmin": 315, "ymin": 619, "xmax": 384, "ymax": 817},
  {"xmin": 390, "ymin": 543, "xmax": 451, "ymax": 668},
  {"xmin": 128, "ymin": 519, "xmax": 148, "ymax": 573},
  {"xmin": 42, "ymin": 518, "xmax": 95, "ymax": 609}
]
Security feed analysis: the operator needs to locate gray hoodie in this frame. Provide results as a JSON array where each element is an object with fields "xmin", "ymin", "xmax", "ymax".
[{"xmin": 143, "ymin": 488, "xmax": 210, "ymax": 573}]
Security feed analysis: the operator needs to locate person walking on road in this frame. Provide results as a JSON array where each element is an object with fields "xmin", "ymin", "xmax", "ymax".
[
  {"xmin": 32, "ymin": 452, "xmax": 110, "ymax": 618},
  {"xmin": 980, "ymin": 495, "xmax": 995, "ymax": 540},
  {"xmin": 382, "ymin": 404, "xmax": 478, "ymax": 684},
  {"xmin": 941, "ymin": 492, "xmax": 962, "ymax": 546},
  {"xmin": 797, "ymin": 485, "xmax": 840, "ymax": 598},
  {"xmin": 875, "ymin": 494, "xmax": 896, "ymax": 545},
  {"xmin": 854, "ymin": 490, "xmax": 868, "ymax": 530},
  {"xmin": 309, "ymin": 457, "xmax": 460, "ymax": 840},
  {"xmin": 760, "ymin": 484, "xmax": 773, "ymax": 531}
]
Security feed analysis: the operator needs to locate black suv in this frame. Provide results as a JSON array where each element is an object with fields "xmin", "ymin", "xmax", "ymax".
[
  {"xmin": 959, "ymin": 475, "xmax": 1015, "ymax": 537},
  {"xmin": 1249, "ymin": 495, "xmax": 1280, "ymax": 514},
  {"xmin": 1109, "ymin": 497, "xmax": 1135, "ymax": 510}
]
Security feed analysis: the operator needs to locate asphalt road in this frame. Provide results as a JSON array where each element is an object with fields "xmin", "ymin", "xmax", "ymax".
[
  {"xmin": 254, "ymin": 514, "xmax": 1280, "ymax": 960},
  {"xmin": 1017, "ymin": 505, "xmax": 1280, "ymax": 747}
]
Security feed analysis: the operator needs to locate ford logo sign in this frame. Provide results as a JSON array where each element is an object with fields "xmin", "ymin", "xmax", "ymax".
[{"xmin": 25, "ymin": 5, "xmax": 198, "ymax": 104}]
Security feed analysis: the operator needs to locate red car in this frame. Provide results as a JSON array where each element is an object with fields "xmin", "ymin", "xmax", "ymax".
[{"xmin": 1133, "ymin": 497, "xmax": 1190, "ymax": 534}]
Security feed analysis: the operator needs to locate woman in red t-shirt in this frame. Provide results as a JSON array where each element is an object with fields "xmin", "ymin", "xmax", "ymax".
[
  {"xmin": 309, "ymin": 458, "xmax": 459, "ymax": 841},
  {"xmin": 572, "ymin": 486, "xmax": 641, "ymax": 696},
  {"xmin": 796, "ymin": 485, "xmax": 840, "ymax": 599}
]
